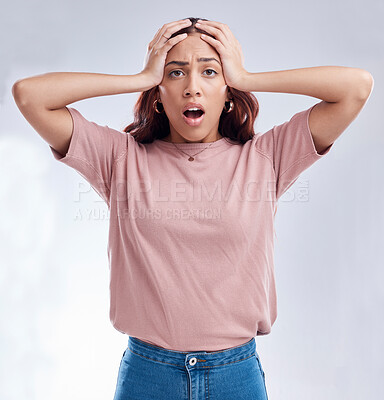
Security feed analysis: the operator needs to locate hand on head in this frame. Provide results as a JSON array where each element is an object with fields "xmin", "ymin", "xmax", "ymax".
[
  {"xmin": 196, "ymin": 20, "xmax": 248, "ymax": 90},
  {"xmin": 140, "ymin": 19, "xmax": 192, "ymax": 88},
  {"xmin": 140, "ymin": 18, "xmax": 248, "ymax": 92}
]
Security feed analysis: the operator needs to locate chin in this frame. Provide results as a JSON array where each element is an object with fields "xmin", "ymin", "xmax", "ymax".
[
  {"xmin": 185, "ymin": 138, "xmax": 205, "ymax": 143},
  {"xmin": 171, "ymin": 130, "xmax": 207, "ymax": 143}
]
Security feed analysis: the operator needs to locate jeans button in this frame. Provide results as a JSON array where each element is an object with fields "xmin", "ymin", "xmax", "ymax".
[{"xmin": 189, "ymin": 357, "xmax": 197, "ymax": 366}]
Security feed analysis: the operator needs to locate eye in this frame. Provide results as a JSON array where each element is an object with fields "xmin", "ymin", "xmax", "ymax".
[
  {"xmin": 203, "ymin": 69, "xmax": 217, "ymax": 76},
  {"xmin": 169, "ymin": 70, "xmax": 183, "ymax": 77},
  {"xmin": 168, "ymin": 69, "xmax": 218, "ymax": 78}
]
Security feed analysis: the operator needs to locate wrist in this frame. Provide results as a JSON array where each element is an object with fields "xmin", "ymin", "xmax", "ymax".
[
  {"xmin": 237, "ymin": 71, "xmax": 254, "ymax": 92},
  {"xmin": 122, "ymin": 73, "xmax": 157, "ymax": 93},
  {"xmin": 136, "ymin": 72, "xmax": 158, "ymax": 91}
]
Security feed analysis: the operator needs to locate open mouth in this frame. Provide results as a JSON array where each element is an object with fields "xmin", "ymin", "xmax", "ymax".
[
  {"xmin": 183, "ymin": 109, "xmax": 205, "ymax": 119},
  {"xmin": 182, "ymin": 108, "xmax": 205, "ymax": 127},
  {"xmin": 182, "ymin": 109, "xmax": 205, "ymax": 127}
]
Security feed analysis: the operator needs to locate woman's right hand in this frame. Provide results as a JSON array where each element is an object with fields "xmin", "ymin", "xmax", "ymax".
[{"xmin": 140, "ymin": 18, "xmax": 192, "ymax": 88}]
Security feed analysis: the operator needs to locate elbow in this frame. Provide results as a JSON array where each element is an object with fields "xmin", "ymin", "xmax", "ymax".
[
  {"xmin": 364, "ymin": 71, "xmax": 374, "ymax": 98},
  {"xmin": 12, "ymin": 79, "xmax": 32, "ymax": 107},
  {"xmin": 353, "ymin": 69, "xmax": 374, "ymax": 102}
]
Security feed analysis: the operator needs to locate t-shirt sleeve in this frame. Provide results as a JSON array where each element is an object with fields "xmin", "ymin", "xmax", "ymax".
[
  {"xmin": 49, "ymin": 107, "xmax": 128, "ymax": 206},
  {"xmin": 255, "ymin": 104, "xmax": 334, "ymax": 200}
]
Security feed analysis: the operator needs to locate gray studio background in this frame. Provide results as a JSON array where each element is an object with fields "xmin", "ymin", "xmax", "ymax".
[{"xmin": 1, "ymin": 0, "xmax": 383, "ymax": 399}]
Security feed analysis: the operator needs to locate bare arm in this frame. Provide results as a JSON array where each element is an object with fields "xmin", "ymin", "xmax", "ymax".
[
  {"xmin": 12, "ymin": 72, "xmax": 155, "ymax": 155},
  {"xmin": 12, "ymin": 18, "xmax": 194, "ymax": 156},
  {"xmin": 238, "ymin": 66, "xmax": 374, "ymax": 153}
]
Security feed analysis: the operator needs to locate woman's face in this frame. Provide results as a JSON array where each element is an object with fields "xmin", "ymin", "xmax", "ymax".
[{"xmin": 158, "ymin": 32, "xmax": 230, "ymax": 143}]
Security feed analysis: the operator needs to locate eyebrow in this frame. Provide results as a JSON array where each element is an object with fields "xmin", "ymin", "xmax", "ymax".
[{"xmin": 165, "ymin": 57, "xmax": 221, "ymax": 68}]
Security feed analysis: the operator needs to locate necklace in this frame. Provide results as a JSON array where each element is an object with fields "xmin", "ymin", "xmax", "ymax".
[{"xmin": 171, "ymin": 140, "xmax": 217, "ymax": 161}]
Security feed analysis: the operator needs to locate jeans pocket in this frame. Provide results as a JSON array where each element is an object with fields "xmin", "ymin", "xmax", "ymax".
[
  {"xmin": 254, "ymin": 353, "xmax": 268, "ymax": 399},
  {"xmin": 254, "ymin": 353, "xmax": 265, "ymax": 379}
]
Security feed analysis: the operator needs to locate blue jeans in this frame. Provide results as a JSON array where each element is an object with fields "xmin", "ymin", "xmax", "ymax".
[{"xmin": 113, "ymin": 336, "xmax": 268, "ymax": 399}]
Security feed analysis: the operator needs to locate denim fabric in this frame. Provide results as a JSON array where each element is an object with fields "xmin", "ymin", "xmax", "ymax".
[{"xmin": 113, "ymin": 336, "xmax": 268, "ymax": 400}]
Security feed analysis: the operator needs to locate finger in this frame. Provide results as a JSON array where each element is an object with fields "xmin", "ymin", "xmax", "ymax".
[
  {"xmin": 154, "ymin": 19, "xmax": 190, "ymax": 41},
  {"xmin": 162, "ymin": 18, "xmax": 192, "ymax": 32},
  {"xmin": 200, "ymin": 34, "xmax": 225, "ymax": 53},
  {"xmin": 148, "ymin": 28, "xmax": 162, "ymax": 48},
  {"xmin": 196, "ymin": 22, "xmax": 228, "ymax": 44},
  {"xmin": 197, "ymin": 19, "xmax": 229, "ymax": 28},
  {"xmin": 160, "ymin": 18, "xmax": 192, "ymax": 32},
  {"xmin": 160, "ymin": 19, "xmax": 191, "ymax": 39},
  {"xmin": 150, "ymin": 19, "xmax": 191, "ymax": 48},
  {"xmin": 195, "ymin": 21, "xmax": 230, "ymax": 41},
  {"xmin": 162, "ymin": 33, "xmax": 188, "ymax": 51},
  {"xmin": 162, "ymin": 19, "xmax": 191, "ymax": 40},
  {"xmin": 196, "ymin": 20, "xmax": 232, "ymax": 41}
]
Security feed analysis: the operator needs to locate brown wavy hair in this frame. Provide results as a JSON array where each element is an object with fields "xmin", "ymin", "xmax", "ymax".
[{"xmin": 122, "ymin": 17, "xmax": 260, "ymax": 145}]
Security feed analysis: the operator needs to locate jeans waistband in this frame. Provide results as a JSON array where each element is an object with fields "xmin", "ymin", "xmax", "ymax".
[{"xmin": 127, "ymin": 336, "xmax": 257, "ymax": 368}]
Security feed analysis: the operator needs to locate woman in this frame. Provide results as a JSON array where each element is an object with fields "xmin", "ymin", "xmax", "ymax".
[{"xmin": 12, "ymin": 16, "xmax": 373, "ymax": 400}]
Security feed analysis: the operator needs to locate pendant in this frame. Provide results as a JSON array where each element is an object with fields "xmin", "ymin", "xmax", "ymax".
[{"xmin": 188, "ymin": 156, "xmax": 194, "ymax": 161}]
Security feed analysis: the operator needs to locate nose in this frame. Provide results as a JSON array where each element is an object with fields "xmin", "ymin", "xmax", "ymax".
[{"xmin": 183, "ymin": 72, "xmax": 201, "ymax": 97}]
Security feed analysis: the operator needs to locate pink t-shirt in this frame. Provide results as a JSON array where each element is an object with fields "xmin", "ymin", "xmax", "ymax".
[{"xmin": 49, "ymin": 104, "xmax": 333, "ymax": 351}]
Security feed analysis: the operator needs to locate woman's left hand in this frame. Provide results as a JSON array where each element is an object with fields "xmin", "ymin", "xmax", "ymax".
[{"xmin": 196, "ymin": 20, "xmax": 249, "ymax": 91}]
